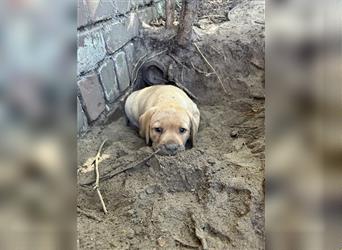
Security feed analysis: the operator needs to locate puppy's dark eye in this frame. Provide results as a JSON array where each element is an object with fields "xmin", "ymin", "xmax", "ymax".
[
  {"xmin": 179, "ymin": 128, "xmax": 187, "ymax": 133},
  {"xmin": 154, "ymin": 127, "xmax": 163, "ymax": 133}
]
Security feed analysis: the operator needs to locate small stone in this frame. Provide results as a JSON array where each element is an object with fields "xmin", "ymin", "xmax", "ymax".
[
  {"xmin": 126, "ymin": 228, "xmax": 135, "ymax": 239},
  {"xmin": 145, "ymin": 186, "xmax": 154, "ymax": 194},
  {"xmin": 251, "ymin": 105, "xmax": 260, "ymax": 112},
  {"xmin": 230, "ymin": 130, "xmax": 239, "ymax": 138},
  {"xmin": 139, "ymin": 192, "xmax": 147, "ymax": 200},
  {"xmin": 191, "ymin": 188, "xmax": 195, "ymax": 192},
  {"xmin": 197, "ymin": 149, "xmax": 205, "ymax": 154},
  {"xmin": 134, "ymin": 227, "xmax": 142, "ymax": 235},
  {"xmin": 207, "ymin": 159, "xmax": 216, "ymax": 165},
  {"xmin": 127, "ymin": 209, "xmax": 135, "ymax": 215},
  {"xmin": 157, "ymin": 237, "xmax": 167, "ymax": 247}
]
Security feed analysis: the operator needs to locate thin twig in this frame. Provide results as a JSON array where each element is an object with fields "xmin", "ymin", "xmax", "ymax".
[
  {"xmin": 169, "ymin": 54, "xmax": 190, "ymax": 70},
  {"xmin": 93, "ymin": 139, "xmax": 108, "ymax": 214},
  {"xmin": 77, "ymin": 207, "xmax": 102, "ymax": 222},
  {"xmin": 167, "ymin": 60, "xmax": 198, "ymax": 100},
  {"xmin": 201, "ymin": 14, "xmax": 227, "ymax": 19},
  {"xmin": 228, "ymin": 125, "xmax": 259, "ymax": 129},
  {"xmin": 101, "ymin": 149, "xmax": 161, "ymax": 181},
  {"xmin": 249, "ymin": 59, "xmax": 264, "ymax": 70},
  {"xmin": 132, "ymin": 53, "xmax": 148, "ymax": 80},
  {"xmin": 190, "ymin": 61, "xmax": 215, "ymax": 76},
  {"xmin": 81, "ymin": 139, "xmax": 108, "ymax": 169},
  {"xmin": 95, "ymin": 188, "xmax": 108, "ymax": 214},
  {"xmin": 254, "ymin": 20, "xmax": 265, "ymax": 25},
  {"xmin": 173, "ymin": 237, "xmax": 199, "ymax": 248},
  {"xmin": 209, "ymin": 45, "xmax": 226, "ymax": 61},
  {"xmin": 193, "ymin": 43, "xmax": 228, "ymax": 94},
  {"xmin": 93, "ymin": 139, "xmax": 108, "ymax": 187},
  {"xmin": 191, "ymin": 213, "xmax": 209, "ymax": 250},
  {"xmin": 195, "ymin": 228, "xmax": 209, "ymax": 250},
  {"xmin": 173, "ymin": 81, "xmax": 198, "ymax": 100}
]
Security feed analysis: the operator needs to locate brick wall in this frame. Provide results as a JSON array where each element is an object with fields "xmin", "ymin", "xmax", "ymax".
[{"xmin": 77, "ymin": 0, "xmax": 165, "ymax": 135}]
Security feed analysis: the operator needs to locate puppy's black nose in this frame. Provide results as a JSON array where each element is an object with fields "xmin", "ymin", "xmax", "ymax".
[{"xmin": 164, "ymin": 143, "xmax": 179, "ymax": 153}]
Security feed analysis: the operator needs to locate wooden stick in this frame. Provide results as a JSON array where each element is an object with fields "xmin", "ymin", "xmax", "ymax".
[
  {"xmin": 93, "ymin": 140, "xmax": 108, "ymax": 214},
  {"xmin": 195, "ymin": 228, "xmax": 209, "ymax": 250},
  {"xmin": 77, "ymin": 206, "xmax": 102, "ymax": 222},
  {"xmin": 209, "ymin": 45, "xmax": 226, "ymax": 61},
  {"xmin": 169, "ymin": 54, "xmax": 190, "ymax": 70},
  {"xmin": 101, "ymin": 149, "xmax": 161, "ymax": 181},
  {"xmin": 81, "ymin": 139, "xmax": 108, "ymax": 169},
  {"xmin": 191, "ymin": 214, "xmax": 209, "ymax": 250},
  {"xmin": 94, "ymin": 187, "xmax": 107, "ymax": 214},
  {"xmin": 191, "ymin": 61, "xmax": 214, "ymax": 76},
  {"xmin": 254, "ymin": 20, "xmax": 265, "ymax": 25},
  {"xmin": 193, "ymin": 42, "xmax": 228, "ymax": 94},
  {"xmin": 173, "ymin": 237, "xmax": 199, "ymax": 248}
]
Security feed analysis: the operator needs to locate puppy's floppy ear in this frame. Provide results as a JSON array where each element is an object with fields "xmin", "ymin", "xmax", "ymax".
[
  {"xmin": 139, "ymin": 107, "xmax": 157, "ymax": 145},
  {"xmin": 187, "ymin": 111, "xmax": 200, "ymax": 147}
]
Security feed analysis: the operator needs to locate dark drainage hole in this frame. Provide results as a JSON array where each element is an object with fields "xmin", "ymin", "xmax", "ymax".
[{"xmin": 133, "ymin": 60, "xmax": 168, "ymax": 91}]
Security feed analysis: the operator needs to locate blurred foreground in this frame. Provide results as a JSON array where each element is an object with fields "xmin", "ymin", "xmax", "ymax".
[
  {"xmin": 0, "ymin": 1, "xmax": 75, "ymax": 250},
  {"xmin": 267, "ymin": 0, "xmax": 342, "ymax": 249}
]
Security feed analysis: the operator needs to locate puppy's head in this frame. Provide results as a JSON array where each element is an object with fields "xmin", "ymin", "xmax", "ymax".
[{"xmin": 139, "ymin": 107, "xmax": 198, "ymax": 155}]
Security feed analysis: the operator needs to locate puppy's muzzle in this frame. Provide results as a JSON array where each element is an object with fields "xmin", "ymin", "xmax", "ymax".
[{"xmin": 156, "ymin": 143, "xmax": 185, "ymax": 156}]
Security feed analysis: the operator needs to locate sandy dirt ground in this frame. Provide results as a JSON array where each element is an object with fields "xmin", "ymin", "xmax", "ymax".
[{"xmin": 78, "ymin": 1, "xmax": 265, "ymax": 249}]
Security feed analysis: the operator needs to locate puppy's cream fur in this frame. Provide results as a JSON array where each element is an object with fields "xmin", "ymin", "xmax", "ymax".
[{"xmin": 125, "ymin": 85, "xmax": 200, "ymax": 155}]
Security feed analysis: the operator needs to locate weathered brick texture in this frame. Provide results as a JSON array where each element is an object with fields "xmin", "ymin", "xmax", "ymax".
[
  {"xmin": 103, "ymin": 14, "xmax": 140, "ymax": 54},
  {"xmin": 137, "ymin": 7, "xmax": 157, "ymax": 24},
  {"xmin": 77, "ymin": 0, "xmax": 165, "ymax": 134},
  {"xmin": 98, "ymin": 59, "xmax": 120, "ymax": 103},
  {"xmin": 131, "ymin": 0, "xmax": 145, "ymax": 8},
  {"xmin": 78, "ymin": 73, "xmax": 105, "ymax": 121},
  {"xmin": 115, "ymin": 0, "xmax": 131, "ymax": 14},
  {"xmin": 77, "ymin": 27, "xmax": 106, "ymax": 75},
  {"xmin": 113, "ymin": 51, "xmax": 130, "ymax": 91},
  {"xmin": 88, "ymin": 0, "xmax": 116, "ymax": 22}
]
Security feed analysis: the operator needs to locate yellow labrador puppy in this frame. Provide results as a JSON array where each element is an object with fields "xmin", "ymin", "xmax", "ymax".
[{"xmin": 125, "ymin": 85, "xmax": 200, "ymax": 155}]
